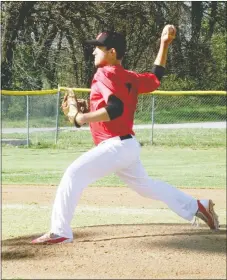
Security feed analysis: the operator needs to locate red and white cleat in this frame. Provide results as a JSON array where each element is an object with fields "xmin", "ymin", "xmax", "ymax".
[
  {"xmin": 193, "ymin": 199, "xmax": 219, "ymax": 230},
  {"xmin": 32, "ymin": 232, "xmax": 73, "ymax": 244}
]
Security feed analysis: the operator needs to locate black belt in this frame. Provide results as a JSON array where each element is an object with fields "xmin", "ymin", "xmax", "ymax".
[{"xmin": 119, "ymin": 134, "xmax": 132, "ymax": 140}]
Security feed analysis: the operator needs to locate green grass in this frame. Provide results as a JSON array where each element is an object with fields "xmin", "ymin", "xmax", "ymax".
[
  {"xmin": 2, "ymin": 117, "xmax": 57, "ymax": 128},
  {"xmin": 134, "ymin": 106, "xmax": 226, "ymax": 125},
  {"xmin": 2, "ymin": 127, "xmax": 226, "ymax": 242},
  {"xmin": 154, "ymin": 105, "xmax": 226, "ymax": 124},
  {"xmin": 2, "ymin": 128, "xmax": 226, "ymax": 187},
  {"xmin": 2, "ymin": 145, "xmax": 226, "ymax": 188},
  {"xmin": 2, "ymin": 128, "xmax": 226, "ymax": 149},
  {"xmin": 134, "ymin": 95, "xmax": 226, "ymax": 124},
  {"xmin": 140, "ymin": 128, "xmax": 226, "ymax": 148},
  {"xmin": 3, "ymin": 204, "xmax": 226, "ymax": 240}
]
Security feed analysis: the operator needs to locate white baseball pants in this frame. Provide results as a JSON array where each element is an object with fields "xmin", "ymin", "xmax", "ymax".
[{"xmin": 51, "ymin": 136, "xmax": 198, "ymax": 239}]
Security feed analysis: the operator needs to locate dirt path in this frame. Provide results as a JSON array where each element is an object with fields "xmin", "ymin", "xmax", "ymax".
[{"xmin": 2, "ymin": 185, "xmax": 227, "ymax": 279}]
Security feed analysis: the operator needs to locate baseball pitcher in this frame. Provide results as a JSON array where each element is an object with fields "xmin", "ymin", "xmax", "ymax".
[{"xmin": 32, "ymin": 25, "xmax": 219, "ymax": 244}]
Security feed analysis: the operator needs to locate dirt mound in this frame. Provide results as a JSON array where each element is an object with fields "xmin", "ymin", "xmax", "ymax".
[{"xmin": 2, "ymin": 223, "xmax": 226, "ymax": 279}]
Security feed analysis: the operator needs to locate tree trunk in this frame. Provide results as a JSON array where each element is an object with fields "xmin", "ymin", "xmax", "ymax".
[
  {"xmin": 207, "ymin": 2, "xmax": 217, "ymax": 40},
  {"xmin": 189, "ymin": 1, "xmax": 203, "ymax": 78}
]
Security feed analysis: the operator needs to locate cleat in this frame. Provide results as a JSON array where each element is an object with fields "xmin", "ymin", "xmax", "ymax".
[
  {"xmin": 31, "ymin": 232, "xmax": 73, "ymax": 244},
  {"xmin": 195, "ymin": 199, "xmax": 219, "ymax": 230}
]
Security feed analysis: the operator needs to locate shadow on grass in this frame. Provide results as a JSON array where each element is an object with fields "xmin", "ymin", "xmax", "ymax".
[{"xmin": 2, "ymin": 223, "xmax": 226, "ymax": 261}]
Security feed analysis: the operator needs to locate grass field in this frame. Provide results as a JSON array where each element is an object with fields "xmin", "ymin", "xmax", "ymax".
[
  {"xmin": 2, "ymin": 127, "xmax": 226, "ymax": 279},
  {"xmin": 2, "ymin": 127, "xmax": 226, "ymax": 148},
  {"xmin": 2, "ymin": 144, "xmax": 226, "ymax": 188}
]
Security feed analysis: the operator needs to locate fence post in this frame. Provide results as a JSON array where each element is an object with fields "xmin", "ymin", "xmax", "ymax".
[
  {"xmin": 55, "ymin": 85, "xmax": 61, "ymax": 144},
  {"xmin": 26, "ymin": 95, "xmax": 30, "ymax": 147},
  {"xmin": 151, "ymin": 95, "xmax": 155, "ymax": 145}
]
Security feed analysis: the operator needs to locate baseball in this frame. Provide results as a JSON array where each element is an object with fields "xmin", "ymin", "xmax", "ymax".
[{"xmin": 162, "ymin": 24, "xmax": 176, "ymax": 39}]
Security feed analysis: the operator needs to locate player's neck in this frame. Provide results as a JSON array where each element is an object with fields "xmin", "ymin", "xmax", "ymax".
[{"xmin": 107, "ymin": 60, "xmax": 122, "ymax": 66}]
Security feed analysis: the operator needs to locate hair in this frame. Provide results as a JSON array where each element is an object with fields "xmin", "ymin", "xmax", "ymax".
[
  {"xmin": 116, "ymin": 47, "xmax": 126, "ymax": 60},
  {"xmin": 106, "ymin": 46, "xmax": 125, "ymax": 60}
]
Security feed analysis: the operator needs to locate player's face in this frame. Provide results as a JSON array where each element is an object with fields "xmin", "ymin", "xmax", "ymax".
[{"xmin": 93, "ymin": 46, "xmax": 117, "ymax": 67}]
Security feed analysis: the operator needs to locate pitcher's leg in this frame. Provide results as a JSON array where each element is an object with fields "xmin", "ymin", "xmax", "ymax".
[
  {"xmin": 116, "ymin": 160, "xmax": 198, "ymax": 221},
  {"xmin": 51, "ymin": 169, "xmax": 91, "ymax": 239},
  {"xmin": 51, "ymin": 138, "xmax": 141, "ymax": 239},
  {"xmin": 51, "ymin": 145, "xmax": 115, "ymax": 238}
]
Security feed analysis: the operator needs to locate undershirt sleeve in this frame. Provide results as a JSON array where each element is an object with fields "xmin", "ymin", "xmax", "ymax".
[
  {"xmin": 105, "ymin": 95, "xmax": 124, "ymax": 120},
  {"xmin": 151, "ymin": 65, "xmax": 165, "ymax": 81}
]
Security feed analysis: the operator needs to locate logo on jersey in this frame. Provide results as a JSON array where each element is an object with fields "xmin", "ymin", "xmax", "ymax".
[{"xmin": 125, "ymin": 83, "xmax": 132, "ymax": 93}]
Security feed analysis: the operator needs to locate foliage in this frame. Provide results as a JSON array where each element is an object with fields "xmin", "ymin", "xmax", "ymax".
[
  {"xmin": 1, "ymin": 1, "xmax": 226, "ymax": 90},
  {"xmin": 160, "ymin": 74, "xmax": 197, "ymax": 91},
  {"xmin": 1, "ymin": 1, "xmax": 226, "ymax": 119},
  {"xmin": 210, "ymin": 33, "xmax": 227, "ymax": 90}
]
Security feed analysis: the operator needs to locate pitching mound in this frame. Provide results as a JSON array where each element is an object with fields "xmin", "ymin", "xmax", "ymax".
[
  {"xmin": 2, "ymin": 223, "xmax": 226, "ymax": 279},
  {"xmin": 2, "ymin": 186, "xmax": 226, "ymax": 279}
]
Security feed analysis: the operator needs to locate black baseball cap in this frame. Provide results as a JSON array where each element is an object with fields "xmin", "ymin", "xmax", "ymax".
[{"xmin": 85, "ymin": 31, "xmax": 126, "ymax": 58}]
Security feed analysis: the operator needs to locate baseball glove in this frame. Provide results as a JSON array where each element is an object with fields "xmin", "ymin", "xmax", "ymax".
[{"xmin": 61, "ymin": 88, "xmax": 89, "ymax": 128}]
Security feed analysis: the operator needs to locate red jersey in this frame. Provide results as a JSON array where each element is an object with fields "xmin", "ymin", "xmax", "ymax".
[{"xmin": 89, "ymin": 64, "xmax": 160, "ymax": 145}]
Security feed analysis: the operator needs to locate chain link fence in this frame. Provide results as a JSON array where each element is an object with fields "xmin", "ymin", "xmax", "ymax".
[{"xmin": 1, "ymin": 91, "xmax": 226, "ymax": 147}]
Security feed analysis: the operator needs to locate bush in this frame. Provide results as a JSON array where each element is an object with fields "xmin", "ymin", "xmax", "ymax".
[{"xmin": 160, "ymin": 74, "xmax": 197, "ymax": 91}]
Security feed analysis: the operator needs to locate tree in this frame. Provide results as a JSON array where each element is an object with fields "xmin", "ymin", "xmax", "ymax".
[
  {"xmin": 1, "ymin": 1, "xmax": 36, "ymax": 89},
  {"xmin": 1, "ymin": 1, "xmax": 226, "ymax": 91}
]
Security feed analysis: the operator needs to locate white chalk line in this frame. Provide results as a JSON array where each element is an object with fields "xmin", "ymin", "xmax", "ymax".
[
  {"xmin": 2, "ymin": 204, "xmax": 226, "ymax": 223},
  {"xmin": 2, "ymin": 204, "xmax": 170, "ymax": 215}
]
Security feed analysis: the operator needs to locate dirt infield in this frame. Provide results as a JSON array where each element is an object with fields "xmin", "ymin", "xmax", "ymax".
[{"xmin": 2, "ymin": 186, "xmax": 227, "ymax": 279}]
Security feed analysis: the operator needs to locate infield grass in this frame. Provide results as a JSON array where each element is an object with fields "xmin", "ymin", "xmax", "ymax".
[
  {"xmin": 3, "ymin": 204, "xmax": 226, "ymax": 241},
  {"xmin": 2, "ymin": 145, "xmax": 226, "ymax": 188},
  {"xmin": 2, "ymin": 127, "xmax": 226, "ymax": 148},
  {"xmin": 2, "ymin": 128, "xmax": 226, "ymax": 242}
]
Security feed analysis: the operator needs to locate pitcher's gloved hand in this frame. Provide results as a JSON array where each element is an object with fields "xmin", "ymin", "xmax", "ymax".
[{"xmin": 61, "ymin": 88, "xmax": 89, "ymax": 128}]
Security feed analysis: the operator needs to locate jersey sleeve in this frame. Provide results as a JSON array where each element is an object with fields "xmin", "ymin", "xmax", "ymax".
[
  {"xmin": 135, "ymin": 72, "xmax": 160, "ymax": 94},
  {"xmin": 95, "ymin": 68, "xmax": 120, "ymax": 103}
]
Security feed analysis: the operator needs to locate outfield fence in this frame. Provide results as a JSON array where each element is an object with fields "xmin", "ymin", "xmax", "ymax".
[{"xmin": 1, "ymin": 88, "xmax": 226, "ymax": 147}]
